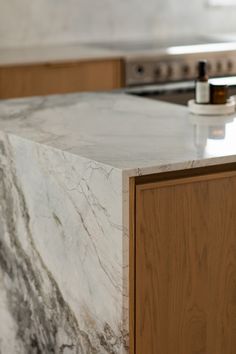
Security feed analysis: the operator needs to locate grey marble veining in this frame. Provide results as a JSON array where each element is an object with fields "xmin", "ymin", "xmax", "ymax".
[
  {"xmin": 1, "ymin": 92, "xmax": 236, "ymax": 175},
  {"xmin": 1, "ymin": 92, "xmax": 236, "ymax": 353},
  {"xmin": 0, "ymin": 132, "xmax": 126, "ymax": 353}
]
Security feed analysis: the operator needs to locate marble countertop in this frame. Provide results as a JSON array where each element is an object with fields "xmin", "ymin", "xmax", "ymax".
[
  {"xmin": 0, "ymin": 92, "xmax": 236, "ymax": 176},
  {"xmin": 0, "ymin": 43, "xmax": 123, "ymax": 66},
  {"xmin": 1, "ymin": 91, "xmax": 236, "ymax": 353}
]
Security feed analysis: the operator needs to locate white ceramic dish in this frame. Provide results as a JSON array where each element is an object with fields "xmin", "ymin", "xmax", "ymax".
[{"xmin": 188, "ymin": 97, "xmax": 236, "ymax": 116}]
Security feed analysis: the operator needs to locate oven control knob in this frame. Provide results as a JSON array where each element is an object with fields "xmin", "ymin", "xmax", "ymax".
[
  {"xmin": 155, "ymin": 63, "xmax": 169, "ymax": 79},
  {"xmin": 167, "ymin": 65, "xmax": 173, "ymax": 78},
  {"xmin": 216, "ymin": 61, "xmax": 222, "ymax": 73},
  {"xmin": 182, "ymin": 64, "xmax": 190, "ymax": 76},
  {"xmin": 207, "ymin": 62, "xmax": 212, "ymax": 74},
  {"xmin": 135, "ymin": 64, "xmax": 145, "ymax": 76},
  {"xmin": 227, "ymin": 60, "xmax": 233, "ymax": 72}
]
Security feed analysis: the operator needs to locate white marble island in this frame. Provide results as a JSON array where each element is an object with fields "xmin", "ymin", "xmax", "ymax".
[{"xmin": 0, "ymin": 93, "xmax": 236, "ymax": 354}]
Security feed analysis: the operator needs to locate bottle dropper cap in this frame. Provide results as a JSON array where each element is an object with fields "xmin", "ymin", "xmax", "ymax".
[{"xmin": 198, "ymin": 60, "xmax": 208, "ymax": 78}]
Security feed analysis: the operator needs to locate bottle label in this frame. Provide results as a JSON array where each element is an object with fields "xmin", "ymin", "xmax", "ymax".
[{"xmin": 196, "ymin": 82, "xmax": 210, "ymax": 104}]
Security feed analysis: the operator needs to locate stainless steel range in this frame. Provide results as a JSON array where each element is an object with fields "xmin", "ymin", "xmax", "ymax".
[{"xmin": 100, "ymin": 37, "xmax": 236, "ymax": 105}]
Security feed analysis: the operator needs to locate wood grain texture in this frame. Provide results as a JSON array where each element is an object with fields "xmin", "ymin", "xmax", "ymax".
[
  {"xmin": 129, "ymin": 177, "xmax": 136, "ymax": 354},
  {"xmin": 135, "ymin": 171, "xmax": 236, "ymax": 354},
  {"xmin": 0, "ymin": 59, "xmax": 124, "ymax": 99}
]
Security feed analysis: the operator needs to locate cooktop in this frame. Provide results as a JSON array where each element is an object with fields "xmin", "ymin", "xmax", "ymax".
[
  {"xmin": 90, "ymin": 36, "xmax": 236, "ymax": 56},
  {"xmin": 91, "ymin": 36, "xmax": 226, "ymax": 52}
]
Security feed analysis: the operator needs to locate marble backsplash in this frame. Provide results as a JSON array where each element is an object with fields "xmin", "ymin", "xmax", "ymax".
[{"xmin": 1, "ymin": 0, "xmax": 236, "ymax": 48}]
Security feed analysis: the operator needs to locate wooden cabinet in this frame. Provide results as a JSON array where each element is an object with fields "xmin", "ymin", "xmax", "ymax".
[
  {"xmin": 130, "ymin": 167, "xmax": 236, "ymax": 354},
  {"xmin": 0, "ymin": 58, "xmax": 124, "ymax": 99}
]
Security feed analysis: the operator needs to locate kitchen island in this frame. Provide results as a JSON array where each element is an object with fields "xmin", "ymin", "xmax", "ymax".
[{"xmin": 0, "ymin": 93, "xmax": 236, "ymax": 354}]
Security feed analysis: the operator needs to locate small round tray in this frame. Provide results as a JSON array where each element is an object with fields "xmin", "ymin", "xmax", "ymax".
[{"xmin": 188, "ymin": 97, "xmax": 236, "ymax": 116}]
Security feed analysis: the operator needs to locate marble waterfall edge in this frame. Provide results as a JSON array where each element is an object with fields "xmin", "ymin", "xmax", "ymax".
[{"xmin": 0, "ymin": 131, "xmax": 128, "ymax": 354}]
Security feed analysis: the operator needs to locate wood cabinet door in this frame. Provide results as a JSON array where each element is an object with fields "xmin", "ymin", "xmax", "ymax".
[
  {"xmin": 0, "ymin": 59, "xmax": 123, "ymax": 99},
  {"xmin": 135, "ymin": 171, "xmax": 236, "ymax": 354}
]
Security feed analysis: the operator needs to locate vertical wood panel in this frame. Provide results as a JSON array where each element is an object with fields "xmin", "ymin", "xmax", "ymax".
[
  {"xmin": 129, "ymin": 177, "xmax": 136, "ymax": 354},
  {"xmin": 135, "ymin": 172, "xmax": 236, "ymax": 354}
]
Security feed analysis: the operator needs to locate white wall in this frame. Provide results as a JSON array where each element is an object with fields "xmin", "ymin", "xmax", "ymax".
[{"xmin": 1, "ymin": 0, "xmax": 236, "ymax": 48}]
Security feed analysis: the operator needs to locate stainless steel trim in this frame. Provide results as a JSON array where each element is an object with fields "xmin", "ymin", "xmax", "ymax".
[
  {"xmin": 125, "ymin": 51, "xmax": 236, "ymax": 86},
  {"xmin": 124, "ymin": 76, "xmax": 236, "ymax": 95},
  {"xmin": 124, "ymin": 81, "xmax": 195, "ymax": 94}
]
